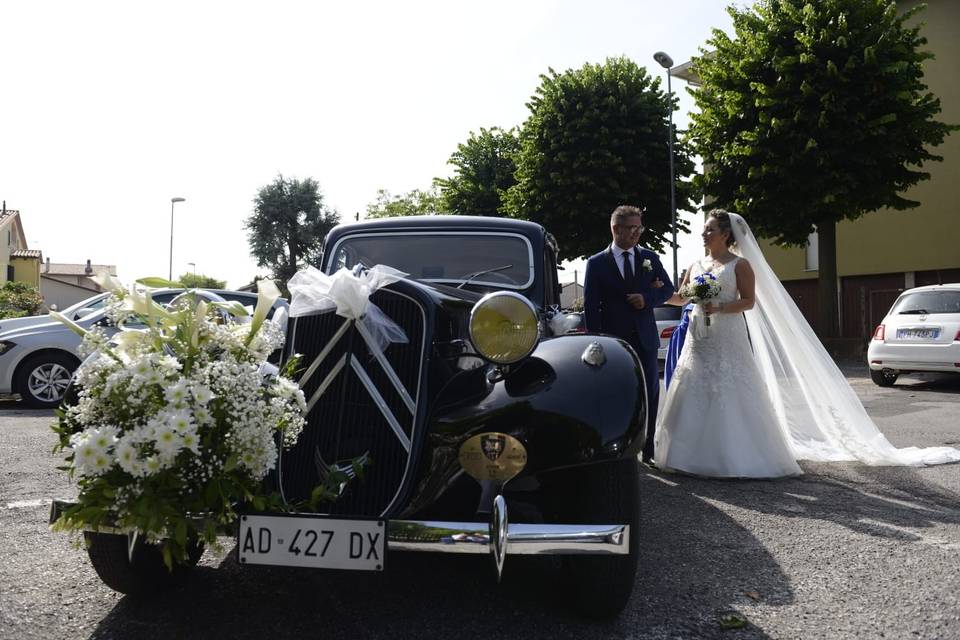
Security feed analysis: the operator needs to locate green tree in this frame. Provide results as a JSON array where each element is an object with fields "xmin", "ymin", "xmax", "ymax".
[
  {"xmin": 245, "ymin": 175, "xmax": 339, "ymax": 285},
  {"xmin": 365, "ymin": 187, "xmax": 444, "ymax": 218},
  {"xmin": 689, "ymin": 0, "xmax": 955, "ymax": 338},
  {"xmin": 0, "ymin": 281, "xmax": 43, "ymax": 319},
  {"xmin": 436, "ymin": 127, "xmax": 520, "ymax": 215},
  {"xmin": 504, "ymin": 56, "xmax": 697, "ymax": 260},
  {"xmin": 177, "ymin": 273, "xmax": 227, "ymax": 289}
]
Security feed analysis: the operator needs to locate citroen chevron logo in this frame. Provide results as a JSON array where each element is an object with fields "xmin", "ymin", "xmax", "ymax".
[{"xmin": 299, "ymin": 317, "xmax": 413, "ymax": 452}]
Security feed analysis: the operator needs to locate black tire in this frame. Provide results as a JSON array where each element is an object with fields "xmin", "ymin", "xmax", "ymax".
[
  {"xmin": 84, "ymin": 532, "xmax": 204, "ymax": 595},
  {"xmin": 15, "ymin": 351, "xmax": 78, "ymax": 409},
  {"xmin": 871, "ymin": 368, "xmax": 898, "ymax": 387},
  {"xmin": 546, "ymin": 458, "xmax": 640, "ymax": 618}
]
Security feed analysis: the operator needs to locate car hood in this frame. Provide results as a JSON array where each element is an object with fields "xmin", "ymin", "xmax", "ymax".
[
  {"xmin": 0, "ymin": 316, "xmax": 99, "ymax": 342},
  {"xmin": 0, "ymin": 314, "xmax": 55, "ymax": 334}
]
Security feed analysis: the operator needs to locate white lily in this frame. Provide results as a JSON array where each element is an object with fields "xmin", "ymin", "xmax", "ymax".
[
  {"xmin": 91, "ymin": 272, "xmax": 125, "ymax": 295},
  {"xmin": 50, "ymin": 310, "xmax": 89, "ymax": 338},
  {"xmin": 247, "ymin": 279, "xmax": 281, "ymax": 345}
]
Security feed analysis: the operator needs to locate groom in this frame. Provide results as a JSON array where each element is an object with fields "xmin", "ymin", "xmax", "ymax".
[{"xmin": 583, "ymin": 205, "xmax": 674, "ymax": 464}]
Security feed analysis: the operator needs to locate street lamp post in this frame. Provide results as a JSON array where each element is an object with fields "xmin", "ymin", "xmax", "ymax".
[
  {"xmin": 653, "ymin": 51, "xmax": 678, "ymax": 285},
  {"xmin": 188, "ymin": 262, "xmax": 196, "ymax": 274},
  {"xmin": 169, "ymin": 197, "xmax": 185, "ymax": 281}
]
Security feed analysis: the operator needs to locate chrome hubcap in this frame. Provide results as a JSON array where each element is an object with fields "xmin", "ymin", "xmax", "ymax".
[{"xmin": 27, "ymin": 363, "xmax": 72, "ymax": 402}]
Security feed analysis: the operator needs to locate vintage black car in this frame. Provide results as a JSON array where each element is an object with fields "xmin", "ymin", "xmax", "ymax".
[{"xmin": 54, "ymin": 215, "xmax": 648, "ymax": 618}]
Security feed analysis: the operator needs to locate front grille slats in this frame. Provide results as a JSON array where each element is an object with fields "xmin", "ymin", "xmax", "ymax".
[{"xmin": 278, "ymin": 287, "xmax": 426, "ymax": 517}]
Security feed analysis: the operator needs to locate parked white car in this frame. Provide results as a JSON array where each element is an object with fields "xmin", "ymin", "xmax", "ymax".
[
  {"xmin": 867, "ymin": 284, "xmax": 960, "ymax": 386},
  {"xmin": 654, "ymin": 305, "xmax": 683, "ymax": 361},
  {"xmin": 0, "ymin": 291, "xmax": 112, "ymax": 334},
  {"xmin": 0, "ymin": 290, "xmax": 285, "ymax": 408}
]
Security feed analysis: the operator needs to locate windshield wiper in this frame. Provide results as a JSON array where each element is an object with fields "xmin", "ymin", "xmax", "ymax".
[
  {"xmin": 899, "ymin": 309, "xmax": 929, "ymax": 315},
  {"xmin": 457, "ymin": 265, "xmax": 513, "ymax": 289}
]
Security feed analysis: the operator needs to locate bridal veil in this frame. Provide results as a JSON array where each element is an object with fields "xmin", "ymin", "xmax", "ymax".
[{"xmin": 728, "ymin": 212, "xmax": 960, "ymax": 466}]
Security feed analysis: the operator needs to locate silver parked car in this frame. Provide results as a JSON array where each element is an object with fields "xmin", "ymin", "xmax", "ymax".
[
  {"xmin": 867, "ymin": 284, "xmax": 960, "ymax": 386},
  {"xmin": 0, "ymin": 289, "xmax": 285, "ymax": 408}
]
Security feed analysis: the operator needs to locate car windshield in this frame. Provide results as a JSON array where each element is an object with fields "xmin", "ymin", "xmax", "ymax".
[
  {"xmin": 330, "ymin": 233, "xmax": 535, "ymax": 289},
  {"xmin": 890, "ymin": 291, "xmax": 960, "ymax": 315},
  {"xmin": 61, "ymin": 295, "xmax": 108, "ymax": 318}
]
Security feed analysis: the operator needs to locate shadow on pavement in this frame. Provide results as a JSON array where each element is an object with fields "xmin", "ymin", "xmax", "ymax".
[
  {"xmin": 86, "ymin": 474, "xmax": 788, "ymax": 639},
  {"xmin": 672, "ymin": 464, "xmax": 960, "ymax": 545}
]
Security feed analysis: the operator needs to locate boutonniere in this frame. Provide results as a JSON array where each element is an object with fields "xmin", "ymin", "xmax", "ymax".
[{"xmin": 641, "ymin": 259, "xmax": 652, "ymax": 273}]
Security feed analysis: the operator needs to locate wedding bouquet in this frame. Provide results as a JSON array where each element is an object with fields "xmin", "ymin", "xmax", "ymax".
[
  {"xmin": 50, "ymin": 275, "xmax": 308, "ymax": 567},
  {"xmin": 679, "ymin": 272, "xmax": 722, "ymax": 326}
]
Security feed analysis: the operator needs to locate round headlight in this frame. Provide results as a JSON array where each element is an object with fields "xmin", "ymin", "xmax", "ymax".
[{"xmin": 469, "ymin": 292, "xmax": 541, "ymax": 365}]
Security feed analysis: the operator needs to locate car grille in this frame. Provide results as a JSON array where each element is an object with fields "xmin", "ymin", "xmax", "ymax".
[{"xmin": 277, "ymin": 286, "xmax": 427, "ymax": 517}]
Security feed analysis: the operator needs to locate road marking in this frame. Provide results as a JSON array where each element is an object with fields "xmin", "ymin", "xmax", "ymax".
[
  {"xmin": 645, "ymin": 473, "xmax": 679, "ymax": 487},
  {"xmin": 5, "ymin": 499, "xmax": 50, "ymax": 510}
]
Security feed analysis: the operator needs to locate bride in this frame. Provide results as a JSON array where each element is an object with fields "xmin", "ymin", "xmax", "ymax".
[{"xmin": 654, "ymin": 210, "xmax": 960, "ymax": 478}]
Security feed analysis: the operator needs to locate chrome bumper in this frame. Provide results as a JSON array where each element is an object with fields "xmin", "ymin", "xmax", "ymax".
[
  {"xmin": 52, "ymin": 496, "xmax": 629, "ymax": 578},
  {"xmin": 388, "ymin": 521, "xmax": 628, "ymax": 555}
]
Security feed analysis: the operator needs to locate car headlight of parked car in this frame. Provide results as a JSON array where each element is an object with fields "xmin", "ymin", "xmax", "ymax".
[
  {"xmin": 469, "ymin": 292, "xmax": 540, "ymax": 364},
  {"xmin": 0, "ymin": 340, "xmax": 16, "ymax": 355}
]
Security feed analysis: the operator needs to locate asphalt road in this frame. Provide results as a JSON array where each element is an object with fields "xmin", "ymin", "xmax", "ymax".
[{"xmin": 1, "ymin": 366, "xmax": 959, "ymax": 640}]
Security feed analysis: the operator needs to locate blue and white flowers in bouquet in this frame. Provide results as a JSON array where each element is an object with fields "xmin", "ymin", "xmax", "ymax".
[
  {"xmin": 50, "ymin": 275, "xmax": 308, "ymax": 568},
  {"xmin": 679, "ymin": 272, "xmax": 722, "ymax": 327}
]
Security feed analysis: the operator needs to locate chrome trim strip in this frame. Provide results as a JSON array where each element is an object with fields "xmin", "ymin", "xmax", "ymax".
[
  {"xmin": 388, "ymin": 520, "xmax": 630, "ymax": 555},
  {"xmin": 375, "ymin": 288, "xmax": 427, "ymax": 517},
  {"xmin": 355, "ymin": 318, "xmax": 416, "ymax": 415},
  {"xmin": 350, "ymin": 357, "xmax": 412, "ymax": 452},
  {"xmin": 305, "ymin": 353, "xmax": 348, "ymax": 413},
  {"xmin": 298, "ymin": 316, "xmax": 351, "ymax": 389}
]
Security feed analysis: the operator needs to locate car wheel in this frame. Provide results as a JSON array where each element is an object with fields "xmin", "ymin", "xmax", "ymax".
[
  {"xmin": 870, "ymin": 368, "xmax": 898, "ymax": 387},
  {"xmin": 546, "ymin": 457, "xmax": 640, "ymax": 618},
  {"xmin": 15, "ymin": 352, "xmax": 78, "ymax": 408},
  {"xmin": 84, "ymin": 532, "xmax": 204, "ymax": 595}
]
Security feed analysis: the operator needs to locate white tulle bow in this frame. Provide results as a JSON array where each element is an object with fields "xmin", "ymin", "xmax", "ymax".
[{"xmin": 287, "ymin": 265, "xmax": 409, "ymax": 351}]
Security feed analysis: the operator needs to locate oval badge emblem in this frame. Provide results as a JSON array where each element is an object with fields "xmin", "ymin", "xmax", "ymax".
[{"xmin": 458, "ymin": 432, "xmax": 528, "ymax": 483}]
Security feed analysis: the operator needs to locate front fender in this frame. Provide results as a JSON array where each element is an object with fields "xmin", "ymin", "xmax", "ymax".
[{"xmin": 402, "ymin": 335, "xmax": 646, "ymax": 517}]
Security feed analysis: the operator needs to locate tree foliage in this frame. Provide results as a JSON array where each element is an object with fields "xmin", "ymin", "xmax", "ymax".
[
  {"xmin": 0, "ymin": 281, "xmax": 43, "ymax": 318},
  {"xmin": 436, "ymin": 127, "xmax": 520, "ymax": 216},
  {"xmin": 177, "ymin": 272, "xmax": 227, "ymax": 289},
  {"xmin": 365, "ymin": 187, "xmax": 444, "ymax": 218},
  {"xmin": 245, "ymin": 175, "xmax": 339, "ymax": 284},
  {"xmin": 503, "ymin": 56, "xmax": 697, "ymax": 260},
  {"xmin": 688, "ymin": 0, "xmax": 955, "ymax": 336}
]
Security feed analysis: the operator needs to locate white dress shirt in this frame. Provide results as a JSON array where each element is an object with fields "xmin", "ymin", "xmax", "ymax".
[{"xmin": 612, "ymin": 245, "xmax": 635, "ymax": 279}]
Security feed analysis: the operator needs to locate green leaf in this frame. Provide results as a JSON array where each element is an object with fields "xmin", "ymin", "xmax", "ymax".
[
  {"xmin": 719, "ymin": 614, "xmax": 748, "ymax": 630},
  {"xmin": 136, "ymin": 277, "xmax": 178, "ymax": 288}
]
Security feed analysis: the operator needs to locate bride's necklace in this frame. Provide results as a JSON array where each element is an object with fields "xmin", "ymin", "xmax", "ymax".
[{"xmin": 702, "ymin": 252, "xmax": 735, "ymax": 273}]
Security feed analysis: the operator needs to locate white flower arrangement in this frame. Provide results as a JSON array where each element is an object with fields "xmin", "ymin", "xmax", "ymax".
[
  {"xmin": 50, "ymin": 276, "xmax": 312, "ymax": 567},
  {"xmin": 641, "ymin": 258, "xmax": 653, "ymax": 273}
]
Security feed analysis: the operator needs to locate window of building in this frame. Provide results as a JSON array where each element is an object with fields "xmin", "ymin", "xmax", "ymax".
[{"xmin": 804, "ymin": 231, "xmax": 819, "ymax": 271}]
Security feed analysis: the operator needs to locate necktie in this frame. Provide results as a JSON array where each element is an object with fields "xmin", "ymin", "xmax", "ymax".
[{"xmin": 622, "ymin": 250, "xmax": 634, "ymax": 287}]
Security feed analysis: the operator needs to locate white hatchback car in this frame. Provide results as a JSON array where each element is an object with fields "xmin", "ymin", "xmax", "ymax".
[{"xmin": 867, "ymin": 284, "xmax": 960, "ymax": 386}]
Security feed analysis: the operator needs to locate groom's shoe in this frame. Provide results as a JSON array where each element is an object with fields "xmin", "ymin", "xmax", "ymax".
[{"xmin": 641, "ymin": 456, "xmax": 658, "ymax": 469}]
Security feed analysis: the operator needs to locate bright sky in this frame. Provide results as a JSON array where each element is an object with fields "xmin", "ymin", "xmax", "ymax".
[{"xmin": 3, "ymin": 1, "xmax": 734, "ymax": 289}]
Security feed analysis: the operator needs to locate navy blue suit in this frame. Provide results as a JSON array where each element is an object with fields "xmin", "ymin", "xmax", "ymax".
[{"xmin": 583, "ymin": 246, "xmax": 674, "ymax": 459}]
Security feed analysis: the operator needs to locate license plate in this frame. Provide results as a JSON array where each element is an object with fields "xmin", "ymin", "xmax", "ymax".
[
  {"xmin": 238, "ymin": 514, "xmax": 386, "ymax": 571},
  {"xmin": 896, "ymin": 328, "xmax": 940, "ymax": 340}
]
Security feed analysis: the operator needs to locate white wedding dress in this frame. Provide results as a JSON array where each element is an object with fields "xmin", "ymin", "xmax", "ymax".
[
  {"xmin": 655, "ymin": 256, "xmax": 803, "ymax": 478},
  {"xmin": 655, "ymin": 213, "xmax": 960, "ymax": 478}
]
